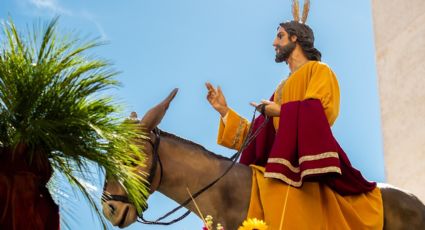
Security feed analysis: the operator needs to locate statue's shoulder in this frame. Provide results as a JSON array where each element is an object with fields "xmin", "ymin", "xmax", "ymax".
[
  {"xmin": 310, "ymin": 61, "xmax": 337, "ymax": 76},
  {"xmin": 312, "ymin": 61, "xmax": 331, "ymax": 70}
]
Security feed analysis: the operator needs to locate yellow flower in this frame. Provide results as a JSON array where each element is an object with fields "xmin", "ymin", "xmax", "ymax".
[
  {"xmin": 216, "ymin": 223, "xmax": 224, "ymax": 230},
  {"xmin": 238, "ymin": 218, "xmax": 268, "ymax": 230},
  {"xmin": 205, "ymin": 215, "xmax": 213, "ymax": 228}
]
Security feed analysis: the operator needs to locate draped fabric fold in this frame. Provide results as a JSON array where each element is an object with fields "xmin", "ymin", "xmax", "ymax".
[
  {"xmin": 0, "ymin": 151, "xmax": 59, "ymax": 230},
  {"xmin": 240, "ymin": 99, "xmax": 376, "ymax": 195},
  {"xmin": 247, "ymin": 165, "xmax": 384, "ymax": 230}
]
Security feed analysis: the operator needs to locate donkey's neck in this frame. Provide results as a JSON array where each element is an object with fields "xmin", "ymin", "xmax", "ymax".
[
  {"xmin": 156, "ymin": 133, "xmax": 252, "ymax": 229},
  {"xmin": 157, "ymin": 134, "xmax": 231, "ymax": 204}
]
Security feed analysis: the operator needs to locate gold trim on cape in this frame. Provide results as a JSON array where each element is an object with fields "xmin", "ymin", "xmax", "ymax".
[
  {"xmin": 267, "ymin": 152, "xmax": 339, "ymax": 172},
  {"xmin": 267, "ymin": 158, "xmax": 301, "ymax": 173},
  {"xmin": 264, "ymin": 166, "xmax": 342, "ymax": 187},
  {"xmin": 299, "ymin": 152, "xmax": 339, "ymax": 164}
]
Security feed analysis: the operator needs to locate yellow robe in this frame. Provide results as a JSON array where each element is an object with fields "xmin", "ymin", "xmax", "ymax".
[
  {"xmin": 249, "ymin": 165, "xmax": 383, "ymax": 230},
  {"xmin": 216, "ymin": 61, "xmax": 383, "ymax": 229},
  {"xmin": 218, "ymin": 61, "xmax": 340, "ymax": 150}
]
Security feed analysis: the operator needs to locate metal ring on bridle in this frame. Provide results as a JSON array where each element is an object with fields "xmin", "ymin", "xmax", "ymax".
[
  {"xmin": 103, "ymin": 107, "xmax": 269, "ymax": 226},
  {"xmin": 137, "ymin": 107, "xmax": 270, "ymax": 225}
]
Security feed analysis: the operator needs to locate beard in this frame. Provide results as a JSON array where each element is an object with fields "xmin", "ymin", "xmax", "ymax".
[{"xmin": 275, "ymin": 42, "xmax": 296, "ymax": 63}]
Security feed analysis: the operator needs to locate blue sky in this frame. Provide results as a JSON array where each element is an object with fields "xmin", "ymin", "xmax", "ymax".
[{"xmin": 1, "ymin": 0, "xmax": 384, "ymax": 229}]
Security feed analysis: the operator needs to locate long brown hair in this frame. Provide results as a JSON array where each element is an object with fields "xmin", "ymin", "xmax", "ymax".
[{"xmin": 279, "ymin": 21, "xmax": 321, "ymax": 61}]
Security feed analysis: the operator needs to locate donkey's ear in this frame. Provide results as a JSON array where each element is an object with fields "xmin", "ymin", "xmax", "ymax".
[{"xmin": 140, "ymin": 88, "xmax": 178, "ymax": 132}]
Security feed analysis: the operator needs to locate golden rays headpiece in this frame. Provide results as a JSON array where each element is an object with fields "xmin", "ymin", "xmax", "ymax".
[{"xmin": 291, "ymin": 0, "xmax": 310, "ymax": 23}]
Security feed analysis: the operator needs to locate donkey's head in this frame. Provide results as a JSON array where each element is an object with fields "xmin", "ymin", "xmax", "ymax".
[{"xmin": 102, "ymin": 89, "xmax": 178, "ymax": 228}]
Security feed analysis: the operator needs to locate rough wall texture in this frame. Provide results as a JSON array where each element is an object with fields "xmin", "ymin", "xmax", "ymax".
[{"xmin": 371, "ymin": 0, "xmax": 425, "ymax": 202}]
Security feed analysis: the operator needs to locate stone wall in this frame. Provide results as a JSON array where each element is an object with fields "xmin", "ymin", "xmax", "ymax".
[{"xmin": 371, "ymin": 0, "xmax": 425, "ymax": 202}]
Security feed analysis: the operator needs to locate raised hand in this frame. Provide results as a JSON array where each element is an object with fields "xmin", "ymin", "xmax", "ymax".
[{"xmin": 205, "ymin": 82, "xmax": 229, "ymax": 117}]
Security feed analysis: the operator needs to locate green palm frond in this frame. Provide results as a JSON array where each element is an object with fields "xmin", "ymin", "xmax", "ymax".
[{"xmin": 0, "ymin": 17, "xmax": 149, "ymax": 228}]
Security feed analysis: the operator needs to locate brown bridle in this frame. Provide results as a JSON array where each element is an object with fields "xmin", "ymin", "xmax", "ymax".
[{"xmin": 103, "ymin": 106, "xmax": 268, "ymax": 226}]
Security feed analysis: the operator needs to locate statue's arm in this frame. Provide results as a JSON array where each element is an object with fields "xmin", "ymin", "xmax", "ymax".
[
  {"xmin": 304, "ymin": 63, "xmax": 340, "ymax": 126},
  {"xmin": 216, "ymin": 108, "xmax": 250, "ymax": 150}
]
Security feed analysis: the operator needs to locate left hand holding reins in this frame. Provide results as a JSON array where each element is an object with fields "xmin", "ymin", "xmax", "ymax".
[{"xmin": 250, "ymin": 100, "xmax": 281, "ymax": 117}]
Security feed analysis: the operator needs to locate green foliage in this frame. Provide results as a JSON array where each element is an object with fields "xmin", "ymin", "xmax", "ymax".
[{"xmin": 0, "ymin": 18, "xmax": 149, "ymax": 228}]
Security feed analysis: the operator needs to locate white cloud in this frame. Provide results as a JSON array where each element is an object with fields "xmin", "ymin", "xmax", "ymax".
[
  {"xmin": 80, "ymin": 10, "xmax": 108, "ymax": 40},
  {"xmin": 21, "ymin": 0, "xmax": 107, "ymax": 40},
  {"xmin": 28, "ymin": 0, "xmax": 72, "ymax": 15},
  {"xmin": 93, "ymin": 20, "xmax": 108, "ymax": 40}
]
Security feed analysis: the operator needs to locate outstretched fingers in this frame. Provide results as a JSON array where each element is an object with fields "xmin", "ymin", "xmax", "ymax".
[
  {"xmin": 217, "ymin": 86, "xmax": 224, "ymax": 97},
  {"xmin": 205, "ymin": 82, "xmax": 217, "ymax": 101},
  {"xmin": 205, "ymin": 82, "xmax": 216, "ymax": 92}
]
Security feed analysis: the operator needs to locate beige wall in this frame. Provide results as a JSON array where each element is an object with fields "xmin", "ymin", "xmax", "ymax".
[{"xmin": 372, "ymin": 0, "xmax": 425, "ymax": 202}]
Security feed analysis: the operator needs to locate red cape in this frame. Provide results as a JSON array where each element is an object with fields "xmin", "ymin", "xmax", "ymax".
[{"xmin": 240, "ymin": 99, "xmax": 376, "ymax": 195}]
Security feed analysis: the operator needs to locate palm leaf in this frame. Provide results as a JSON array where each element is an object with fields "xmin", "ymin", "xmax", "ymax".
[{"xmin": 0, "ymin": 17, "xmax": 149, "ymax": 229}]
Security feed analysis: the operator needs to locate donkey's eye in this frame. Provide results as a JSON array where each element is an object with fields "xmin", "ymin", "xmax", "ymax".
[{"xmin": 109, "ymin": 204, "xmax": 116, "ymax": 214}]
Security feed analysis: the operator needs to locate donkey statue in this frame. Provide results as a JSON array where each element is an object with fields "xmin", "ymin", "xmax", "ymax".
[{"xmin": 102, "ymin": 89, "xmax": 425, "ymax": 229}]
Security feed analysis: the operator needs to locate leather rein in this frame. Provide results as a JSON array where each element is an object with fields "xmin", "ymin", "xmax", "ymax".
[
  {"xmin": 102, "ymin": 128, "xmax": 162, "ymax": 213},
  {"xmin": 103, "ymin": 108, "xmax": 269, "ymax": 226}
]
